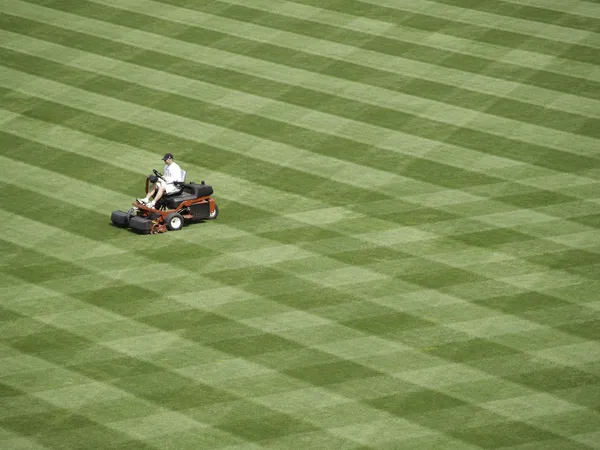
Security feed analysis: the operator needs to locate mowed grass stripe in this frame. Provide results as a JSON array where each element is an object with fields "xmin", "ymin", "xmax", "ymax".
[
  {"xmin": 6, "ymin": 118, "xmax": 598, "ymax": 306},
  {"xmin": 285, "ymin": 0, "xmax": 600, "ymax": 68},
  {"xmin": 0, "ymin": 36, "xmax": 424, "ymax": 192},
  {"xmin": 18, "ymin": 0, "xmax": 600, "ymax": 134},
  {"xmin": 6, "ymin": 4, "xmax": 596, "ymax": 125},
  {"xmin": 3, "ymin": 105, "xmax": 599, "ymax": 256},
  {"xmin": 499, "ymin": 0, "xmax": 600, "ymax": 19},
  {"xmin": 4, "ymin": 34, "xmax": 597, "ymax": 192},
  {"xmin": 337, "ymin": 0, "xmax": 600, "ymax": 48},
  {"xmin": 0, "ymin": 67, "xmax": 512, "ymax": 195},
  {"xmin": 428, "ymin": 0, "xmax": 600, "ymax": 30},
  {"xmin": 1, "ymin": 122, "xmax": 593, "ymax": 316},
  {"xmin": 0, "ymin": 285, "xmax": 286, "ymax": 448},
  {"xmin": 1, "ymin": 48, "xmax": 596, "ymax": 192},
  {"xmin": 191, "ymin": 0, "xmax": 600, "ymax": 83},
  {"xmin": 170, "ymin": 282, "xmax": 597, "ymax": 446},
  {"xmin": 1, "ymin": 164, "xmax": 596, "ymax": 442},
  {"xmin": 4, "ymin": 116, "xmax": 597, "ymax": 314},
  {"xmin": 0, "ymin": 228, "xmax": 472, "ymax": 448},
  {"xmin": 8, "ymin": 102, "xmax": 592, "ymax": 268},
  {"xmin": 2, "ymin": 223, "xmax": 588, "ymax": 448},
  {"xmin": 3, "ymin": 5, "xmax": 599, "ymax": 172},
  {"xmin": 87, "ymin": 0, "xmax": 600, "ymax": 125},
  {"xmin": 2, "ymin": 1, "xmax": 596, "ymax": 444},
  {"xmin": 3, "ymin": 108, "xmax": 599, "ymax": 282},
  {"xmin": 0, "ymin": 115, "xmax": 592, "ymax": 324},
  {"xmin": 0, "ymin": 229, "xmax": 380, "ymax": 437}
]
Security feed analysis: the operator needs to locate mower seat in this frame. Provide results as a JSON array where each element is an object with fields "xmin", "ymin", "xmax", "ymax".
[
  {"xmin": 163, "ymin": 192, "xmax": 194, "ymax": 209},
  {"xmin": 162, "ymin": 183, "xmax": 212, "ymax": 209}
]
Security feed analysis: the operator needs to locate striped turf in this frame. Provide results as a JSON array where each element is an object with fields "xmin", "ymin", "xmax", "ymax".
[{"xmin": 1, "ymin": 0, "xmax": 599, "ymax": 448}]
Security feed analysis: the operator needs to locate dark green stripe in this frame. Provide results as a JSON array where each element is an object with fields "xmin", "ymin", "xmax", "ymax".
[
  {"xmin": 158, "ymin": 0, "xmax": 600, "ymax": 91},
  {"xmin": 281, "ymin": 0, "xmax": 600, "ymax": 64},
  {"xmin": 2, "ymin": 43, "xmax": 597, "ymax": 192},
  {"xmin": 4, "ymin": 10, "xmax": 599, "ymax": 170},
  {"xmin": 12, "ymin": 0, "xmax": 600, "ymax": 103},
  {"xmin": 0, "ymin": 239, "xmax": 93, "ymax": 281},
  {"xmin": 0, "ymin": 91, "xmax": 394, "ymax": 208},
  {"xmin": 427, "ymin": 0, "xmax": 600, "ymax": 32}
]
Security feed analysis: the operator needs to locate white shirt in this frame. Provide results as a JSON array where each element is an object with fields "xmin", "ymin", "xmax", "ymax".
[{"xmin": 163, "ymin": 161, "xmax": 184, "ymax": 183}]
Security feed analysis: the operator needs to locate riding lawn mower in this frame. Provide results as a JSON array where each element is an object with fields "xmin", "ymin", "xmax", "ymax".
[{"xmin": 111, "ymin": 170, "xmax": 219, "ymax": 234}]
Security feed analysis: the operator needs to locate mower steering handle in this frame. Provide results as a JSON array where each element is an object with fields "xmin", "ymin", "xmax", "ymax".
[{"xmin": 152, "ymin": 169, "xmax": 163, "ymax": 178}]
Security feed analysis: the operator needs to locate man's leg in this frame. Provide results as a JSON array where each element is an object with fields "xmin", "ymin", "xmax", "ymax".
[
  {"xmin": 149, "ymin": 185, "xmax": 166, "ymax": 207},
  {"xmin": 137, "ymin": 183, "xmax": 157, "ymax": 204}
]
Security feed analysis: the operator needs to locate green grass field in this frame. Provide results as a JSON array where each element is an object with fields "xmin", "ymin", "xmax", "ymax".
[{"xmin": 1, "ymin": 0, "xmax": 600, "ymax": 448}]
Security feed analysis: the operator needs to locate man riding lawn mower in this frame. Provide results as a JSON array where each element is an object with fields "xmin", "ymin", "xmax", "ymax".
[
  {"xmin": 137, "ymin": 152, "xmax": 183, "ymax": 208},
  {"xmin": 111, "ymin": 154, "xmax": 219, "ymax": 234}
]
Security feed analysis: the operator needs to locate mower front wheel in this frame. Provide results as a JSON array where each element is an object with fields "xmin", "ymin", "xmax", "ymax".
[
  {"xmin": 209, "ymin": 204, "xmax": 219, "ymax": 220},
  {"xmin": 165, "ymin": 212, "xmax": 184, "ymax": 231}
]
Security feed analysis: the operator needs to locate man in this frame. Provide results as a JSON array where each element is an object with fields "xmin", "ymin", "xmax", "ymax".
[{"xmin": 138, "ymin": 153, "xmax": 185, "ymax": 207}]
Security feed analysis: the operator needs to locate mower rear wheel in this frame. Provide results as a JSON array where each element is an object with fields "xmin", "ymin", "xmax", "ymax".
[
  {"xmin": 209, "ymin": 204, "xmax": 219, "ymax": 220},
  {"xmin": 165, "ymin": 212, "xmax": 184, "ymax": 231}
]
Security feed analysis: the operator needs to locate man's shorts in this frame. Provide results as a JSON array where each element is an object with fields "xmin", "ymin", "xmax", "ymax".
[{"xmin": 158, "ymin": 179, "xmax": 180, "ymax": 195}]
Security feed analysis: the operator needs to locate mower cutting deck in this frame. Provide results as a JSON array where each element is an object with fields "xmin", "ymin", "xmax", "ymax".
[{"xmin": 111, "ymin": 177, "xmax": 218, "ymax": 234}]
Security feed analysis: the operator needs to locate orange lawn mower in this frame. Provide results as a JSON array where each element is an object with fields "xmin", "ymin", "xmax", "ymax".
[{"xmin": 111, "ymin": 170, "xmax": 219, "ymax": 234}]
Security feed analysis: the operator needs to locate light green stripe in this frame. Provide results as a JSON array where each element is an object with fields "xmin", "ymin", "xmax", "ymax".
[
  {"xmin": 0, "ymin": 33, "xmax": 544, "ymax": 184},
  {"xmin": 0, "ymin": 204, "xmax": 125, "ymax": 261},
  {"xmin": 2, "ymin": 199, "xmax": 592, "ymax": 410},
  {"xmin": 0, "ymin": 278, "xmax": 253, "ymax": 444},
  {"xmin": 0, "ymin": 436, "xmax": 48, "ymax": 450},
  {"xmin": 2, "ymin": 111, "xmax": 597, "ymax": 255},
  {"xmin": 0, "ymin": 67, "xmax": 522, "ymax": 189},
  {"xmin": 0, "ymin": 222, "xmax": 437, "ymax": 447},
  {"xmin": 499, "ymin": 0, "xmax": 600, "ymax": 19},
  {"xmin": 0, "ymin": 155, "xmax": 134, "ymax": 214},
  {"xmin": 0, "ymin": 57, "xmax": 590, "ymax": 209},
  {"xmin": 5, "ymin": 110, "xmax": 591, "ymax": 290},
  {"xmin": 0, "ymin": 112, "xmax": 422, "ymax": 256},
  {"xmin": 236, "ymin": 298, "xmax": 587, "ymax": 444},
  {"xmin": 0, "ymin": 111, "xmax": 330, "ymax": 218},
  {"xmin": 5, "ymin": 1, "xmax": 598, "ymax": 161},
  {"xmin": 0, "ymin": 34, "xmax": 419, "ymax": 191},
  {"xmin": 361, "ymin": 0, "xmax": 600, "ymax": 47},
  {"xmin": 88, "ymin": 0, "xmax": 600, "ymax": 120},
  {"xmin": 221, "ymin": 0, "xmax": 600, "ymax": 82},
  {"xmin": 482, "ymin": 393, "xmax": 586, "ymax": 420}
]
